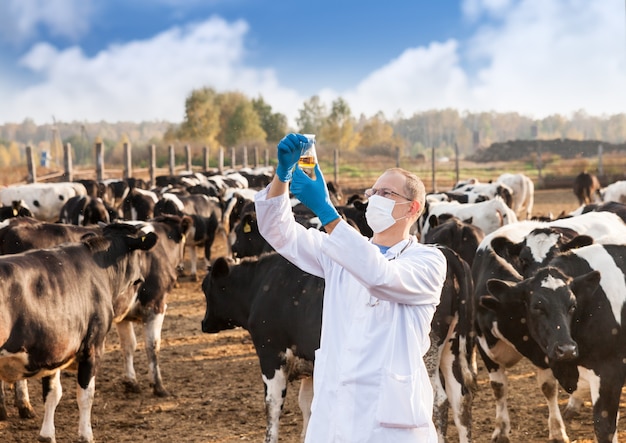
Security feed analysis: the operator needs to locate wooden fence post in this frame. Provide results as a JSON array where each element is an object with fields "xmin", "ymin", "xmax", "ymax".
[
  {"xmin": 334, "ymin": 149, "xmax": 339, "ymax": 184},
  {"xmin": 168, "ymin": 145, "xmax": 175, "ymax": 175},
  {"xmin": 123, "ymin": 141, "xmax": 132, "ymax": 179},
  {"xmin": 253, "ymin": 146, "xmax": 259, "ymax": 167},
  {"xmin": 26, "ymin": 146, "xmax": 36, "ymax": 183},
  {"xmin": 149, "ymin": 144, "xmax": 156, "ymax": 188},
  {"xmin": 396, "ymin": 146, "xmax": 401, "ymax": 168},
  {"xmin": 454, "ymin": 142, "xmax": 460, "ymax": 186},
  {"xmin": 431, "ymin": 145, "xmax": 436, "ymax": 193},
  {"xmin": 185, "ymin": 144, "xmax": 192, "ymax": 171},
  {"xmin": 598, "ymin": 144, "xmax": 604, "ymax": 177},
  {"xmin": 63, "ymin": 143, "xmax": 73, "ymax": 182},
  {"xmin": 242, "ymin": 146, "xmax": 248, "ymax": 168},
  {"xmin": 95, "ymin": 140, "xmax": 104, "ymax": 182},
  {"xmin": 264, "ymin": 149, "xmax": 269, "ymax": 167},
  {"xmin": 230, "ymin": 147, "xmax": 236, "ymax": 168},
  {"xmin": 218, "ymin": 147, "xmax": 224, "ymax": 174},
  {"xmin": 203, "ymin": 146, "xmax": 210, "ymax": 171}
]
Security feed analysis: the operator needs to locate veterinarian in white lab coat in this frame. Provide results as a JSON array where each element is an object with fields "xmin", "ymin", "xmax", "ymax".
[{"xmin": 255, "ymin": 133, "xmax": 447, "ymax": 442}]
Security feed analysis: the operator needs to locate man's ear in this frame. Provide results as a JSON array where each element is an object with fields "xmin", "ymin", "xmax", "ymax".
[{"xmin": 411, "ymin": 201, "xmax": 421, "ymax": 216}]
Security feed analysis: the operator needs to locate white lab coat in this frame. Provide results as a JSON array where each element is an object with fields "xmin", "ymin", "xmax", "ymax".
[{"xmin": 255, "ymin": 188, "xmax": 447, "ymax": 443}]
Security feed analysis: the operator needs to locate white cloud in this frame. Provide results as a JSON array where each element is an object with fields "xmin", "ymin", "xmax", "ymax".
[
  {"xmin": 328, "ymin": 0, "xmax": 626, "ymax": 119},
  {"xmin": 466, "ymin": 0, "xmax": 626, "ymax": 117},
  {"xmin": 0, "ymin": 0, "xmax": 93, "ymax": 44},
  {"xmin": 1, "ymin": 0, "xmax": 624, "ymax": 127},
  {"xmin": 339, "ymin": 40, "xmax": 471, "ymax": 119},
  {"xmin": 4, "ymin": 16, "xmax": 304, "ymax": 125}
]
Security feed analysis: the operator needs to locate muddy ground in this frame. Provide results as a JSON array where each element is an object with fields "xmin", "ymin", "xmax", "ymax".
[{"xmin": 1, "ymin": 188, "xmax": 626, "ymax": 442}]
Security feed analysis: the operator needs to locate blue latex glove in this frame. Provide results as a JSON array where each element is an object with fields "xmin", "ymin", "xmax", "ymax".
[
  {"xmin": 276, "ymin": 133, "xmax": 310, "ymax": 182},
  {"xmin": 291, "ymin": 164, "xmax": 340, "ymax": 226}
]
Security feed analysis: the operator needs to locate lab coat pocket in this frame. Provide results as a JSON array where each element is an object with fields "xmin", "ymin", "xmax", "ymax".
[{"xmin": 376, "ymin": 370, "xmax": 428, "ymax": 428}]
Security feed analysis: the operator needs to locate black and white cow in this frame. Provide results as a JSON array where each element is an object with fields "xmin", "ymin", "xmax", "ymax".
[
  {"xmin": 427, "ymin": 246, "xmax": 477, "ymax": 443},
  {"xmin": 0, "ymin": 182, "xmax": 87, "ymax": 222},
  {"xmin": 201, "ymin": 253, "xmax": 322, "ymax": 443},
  {"xmin": 451, "ymin": 180, "xmax": 514, "ymax": 209},
  {"xmin": 0, "ymin": 223, "xmax": 157, "ymax": 443},
  {"xmin": 154, "ymin": 193, "xmax": 225, "ymax": 280},
  {"xmin": 59, "ymin": 195, "xmax": 112, "ymax": 225},
  {"xmin": 573, "ymin": 171, "xmax": 601, "ymax": 206},
  {"xmin": 422, "ymin": 214, "xmax": 485, "ymax": 266},
  {"xmin": 421, "ymin": 197, "xmax": 518, "ymax": 238},
  {"xmin": 0, "ymin": 200, "xmax": 32, "ymax": 221},
  {"xmin": 115, "ymin": 215, "xmax": 192, "ymax": 396},
  {"xmin": 484, "ymin": 243, "xmax": 626, "ymax": 443},
  {"xmin": 471, "ymin": 211, "xmax": 626, "ymax": 442},
  {"xmin": 497, "ymin": 173, "xmax": 535, "ymax": 220},
  {"xmin": 0, "ymin": 216, "xmax": 100, "ymax": 255},
  {"xmin": 122, "ymin": 188, "xmax": 159, "ymax": 221}
]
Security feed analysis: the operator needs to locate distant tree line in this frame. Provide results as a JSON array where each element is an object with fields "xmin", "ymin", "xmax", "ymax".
[{"xmin": 1, "ymin": 86, "xmax": 625, "ymax": 168}]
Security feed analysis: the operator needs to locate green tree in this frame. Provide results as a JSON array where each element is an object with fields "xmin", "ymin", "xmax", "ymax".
[
  {"xmin": 178, "ymin": 87, "xmax": 221, "ymax": 147},
  {"xmin": 296, "ymin": 96, "xmax": 327, "ymax": 134},
  {"xmin": 320, "ymin": 97, "xmax": 360, "ymax": 153},
  {"xmin": 217, "ymin": 92, "xmax": 266, "ymax": 147},
  {"xmin": 252, "ymin": 96, "xmax": 288, "ymax": 143},
  {"xmin": 358, "ymin": 112, "xmax": 398, "ymax": 156}
]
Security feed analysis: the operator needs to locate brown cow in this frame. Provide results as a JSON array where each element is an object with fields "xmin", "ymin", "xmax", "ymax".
[{"xmin": 573, "ymin": 171, "xmax": 600, "ymax": 205}]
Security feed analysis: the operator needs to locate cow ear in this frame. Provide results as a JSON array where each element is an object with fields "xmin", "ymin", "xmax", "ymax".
[
  {"xmin": 136, "ymin": 231, "xmax": 158, "ymax": 250},
  {"xmin": 570, "ymin": 270, "xmax": 601, "ymax": 299},
  {"xmin": 491, "ymin": 236, "xmax": 520, "ymax": 260},
  {"xmin": 463, "ymin": 216, "xmax": 473, "ymax": 224},
  {"xmin": 562, "ymin": 235, "xmax": 594, "ymax": 252},
  {"xmin": 428, "ymin": 214, "xmax": 439, "ymax": 229},
  {"xmin": 211, "ymin": 257, "xmax": 231, "ymax": 278},
  {"xmin": 479, "ymin": 295, "xmax": 501, "ymax": 312},
  {"xmin": 485, "ymin": 278, "xmax": 526, "ymax": 307},
  {"xmin": 181, "ymin": 215, "xmax": 194, "ymax": 235}
]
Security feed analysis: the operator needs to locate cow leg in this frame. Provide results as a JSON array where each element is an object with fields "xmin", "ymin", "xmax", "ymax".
[
  {"xmin": 0, "ymin": 380, "xmax": 36, "ymax": 421},
  {"xmin": 143, "ymin": 308, "xmax": 169, "ymax": 397},
  {"xmin": 15, "ymin": 379, "xmax": 35, "ymax": 419},
  {"xmin": 39, "ymin": 371, "xmax": 62, "ymax": 443},
  {"xmin": 115, "ymin": 320, "xmax": 141, "ymax": 393},
  {"xmin": 590, "ymin": 369, "xmax": 621, "ymax": 443},
  {"xmin": 487, "ymin": 367, "xmax": 511, "ymax": 443},
  {"xmin": 189, "ymin": 245, "xmax": 199, "ymax": 281},
  {"xmin": 536, "ymin": 368, "xmax": 569, "ymax": 443},
  {"xmin": 76, "ymin": 376, "xmax": 96, "ymax": 443},
  {"xmin": 298, "ymin": 377, "xmax": 313, "ymax": 442},
  {"xmin": 0, "ymin": 381, "xmax": 7, "ymax": 420},
  {"xmin": 439, "ymin": 337, "xmax": 475, "ymax": 443},
  {"xmin": 562, "ymin": 375, "xmax": 590, "ymax": 420},
  {"xmin": 425, "ymin": 340, "xmax": 449, "ymax": 443},
  {"xmin": 75, "ymin": 351, "xmax": 100, "ymax": 443},
  {"xmin": 262, "ymin": 368, "xmax": 288, "ymax": 443}
]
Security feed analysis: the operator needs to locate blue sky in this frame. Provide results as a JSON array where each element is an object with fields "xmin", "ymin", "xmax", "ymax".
[{"xmin": 0, "ymin": 0, "xmax": 624, "ymax": 127}]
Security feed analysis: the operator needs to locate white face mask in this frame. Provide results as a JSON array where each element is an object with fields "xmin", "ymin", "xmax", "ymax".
[{"xmin": 365, "ymin": 195, "xmax": 410, "ymax": 233}]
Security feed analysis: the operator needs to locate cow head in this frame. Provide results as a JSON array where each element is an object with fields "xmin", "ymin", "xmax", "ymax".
[
  {"xmin": 484, "ymin": 267, "xmax": 600, "ymax": 362},
  {"xmin": 201, "ymin": 256, "xmax": 240, "ymax": 333},
  {"xmin": 490, "ymin": 228, "xmax": 594, "ymax": 278}
]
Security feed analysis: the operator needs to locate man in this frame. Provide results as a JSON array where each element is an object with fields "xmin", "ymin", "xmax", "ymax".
[{"xmin": 254, "ymin": 133, "xmax": 447, "ymax": 442}]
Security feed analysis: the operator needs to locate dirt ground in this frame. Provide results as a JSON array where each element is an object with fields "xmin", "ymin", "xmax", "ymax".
[{"xmin": 1, "ymin": 188, "xmax": 626, "ymax": 442}]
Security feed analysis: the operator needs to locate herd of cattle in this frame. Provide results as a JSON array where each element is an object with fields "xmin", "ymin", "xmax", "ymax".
[{"xmin": 1, "ymin": 168, "xmax": 626, "ymax": 442}]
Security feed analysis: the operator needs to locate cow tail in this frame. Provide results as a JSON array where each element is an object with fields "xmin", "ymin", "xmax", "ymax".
[
  {"xmin": 440, "ymin": 247, "xmax": 478, "ymax": 393},
  {"xmin": 496, "ymin": 209, "xmax": 504, "ymax": 226}
]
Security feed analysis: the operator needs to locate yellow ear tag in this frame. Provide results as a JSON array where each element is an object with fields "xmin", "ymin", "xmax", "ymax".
[
  {"xmin": 141, "ymin": 236, "xmax": 146, "ymax": 242},
  {"xmin": 13, "ymin": 209, "xmax": 18, "ymax": 216},
  {"xmin": 181, "ymin": 234, "xmax": 186, "ymax": 244},
  {"xmin": 243, "ymin": 222, "xmax": 251, "ymax": 233}
]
